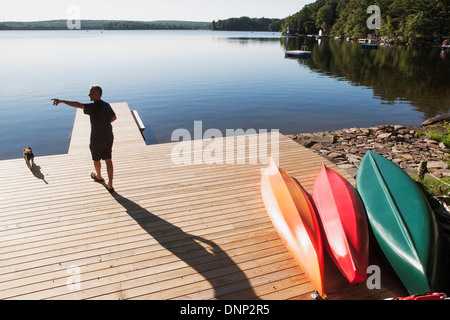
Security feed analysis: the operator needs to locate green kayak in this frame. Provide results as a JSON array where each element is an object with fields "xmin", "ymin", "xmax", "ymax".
[{"xmin": 356, "ymin": 151, "xmax": 448, "ymax": 294}]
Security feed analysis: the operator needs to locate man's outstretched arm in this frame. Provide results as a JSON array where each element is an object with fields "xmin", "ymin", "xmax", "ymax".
[{"xmin": 51, "ymin": 99, "xmax": 84, "ymax": 109}]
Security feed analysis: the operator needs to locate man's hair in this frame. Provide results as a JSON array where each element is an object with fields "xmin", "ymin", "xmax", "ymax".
[{"xmin": 90, "ymin": 85, "xmax": 103, "ymax": 97}]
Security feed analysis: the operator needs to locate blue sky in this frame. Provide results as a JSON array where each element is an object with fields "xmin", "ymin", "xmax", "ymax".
[{"xmin": 0, "ymin": 0, "xmax": 313, "ymax": 22}]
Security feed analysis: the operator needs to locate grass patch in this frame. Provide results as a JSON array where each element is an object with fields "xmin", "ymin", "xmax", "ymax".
[
  {"xmin": 414, "ymin": 122, "xmax": 450, "ymax": 168},
  {"xmin": 428, "ymin": 129, "xmax": 450, "ymax": 147},
  {"xmin": 415, "ymin": 121, "xmax": 450, "ymax": 148},
  {"xmin": 415, "ymin": 175, "xmax": 450, "ymax": 197},
  {"xmin": 411, "ymin": 174, "xmax": 450, "ymax": 211}
]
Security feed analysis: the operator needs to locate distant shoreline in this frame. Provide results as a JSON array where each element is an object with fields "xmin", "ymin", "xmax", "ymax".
[
  {"xmin": 0, "ymin": 17, "xmax": 282, "ymax": 32},
  {"xmin": 0, "ymin": 20, "xmax": 212, "ymax": 31}
]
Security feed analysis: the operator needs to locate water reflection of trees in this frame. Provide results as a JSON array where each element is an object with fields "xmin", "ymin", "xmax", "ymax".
[{"xmin": 281, "ymin": 37, "xmax": 450, "ymax": 118}]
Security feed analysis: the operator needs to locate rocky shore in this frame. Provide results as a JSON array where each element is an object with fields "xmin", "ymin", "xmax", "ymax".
[
  {"xmin": 292, "ymin": 123, "xmax": 450, "ymax": 179},
  {"xmin": 291, "ymin": 118, "xmax": 450, "ymax": 235}
]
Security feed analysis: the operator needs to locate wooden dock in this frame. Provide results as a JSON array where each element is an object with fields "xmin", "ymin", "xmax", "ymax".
[
  {"xmin": 0, "ymin": 102, "xmax": 406, "ymax": 300},
  {"xmin": 285, "ymin": 47, "xmax": 311, "ymax": 59},
  {"xmin": 285, "ymin": 50, "xmax": 312, "ymax": 59}
]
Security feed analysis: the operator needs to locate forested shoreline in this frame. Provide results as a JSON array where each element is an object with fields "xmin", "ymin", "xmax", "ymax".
[
  {"xmin": 1, "ymin": 0, "xmax": 448, "ymax": 45},
  {"xmin": 283, "ymin": 0, "xmax": 449, "ymax": 44},
  {"xmin": 0, "ymin": 20, "xmax": 211, "ymax": 30},
  {"xmin": 211, "ymin": 17, "xmax": 282, "ymax": 32}
]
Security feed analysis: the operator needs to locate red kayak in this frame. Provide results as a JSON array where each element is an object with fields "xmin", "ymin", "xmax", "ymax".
[
  {"xmin": 312, "ymin": 163, "xmax": 369, "ymax": 283},
  {"xmin": 261, "ymin": 158, "xmax": 325, "ymax": 297},
  {"xmin": 394, "ymin": 292, "xmax": 448, "ymax": 300}
]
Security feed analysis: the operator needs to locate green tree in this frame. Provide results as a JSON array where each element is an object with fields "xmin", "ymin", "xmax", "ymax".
[
  {"xmin": 268, "ymin": 19, "xmax": 282, "ymax": 32},
  {"xmin": 212, "ymin": 17, "xmax": 281, "ymax": 32},
  {"xmin": 331, "ymin": 0, "xmax": 370, "ymax": 37},
  {"xmin": 283, "ymin": 3, "xmax": 318, "ymax": 35},
  {"xmin": 316, "ymin": 4, "xmax": 334, "ymax": 33},
  {"xmin": 404, "ymin": 12, "xmax": 428, "ymax": 44},
  {"xmin": 380, "ymin": 15, "xmax": 396, "ymax": 39}
]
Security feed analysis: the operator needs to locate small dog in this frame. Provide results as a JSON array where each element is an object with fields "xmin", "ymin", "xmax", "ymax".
[{"xmin": 23, "ymin": 146, "xmax": 35, "ymax": 169}]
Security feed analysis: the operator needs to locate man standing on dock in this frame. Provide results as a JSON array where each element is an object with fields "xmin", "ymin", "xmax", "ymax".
[{"xmin": 52, "ymin": 85, "xmax": 117, "ymax": 192}]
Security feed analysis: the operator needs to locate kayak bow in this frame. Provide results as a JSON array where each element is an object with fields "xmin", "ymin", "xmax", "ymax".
[
  {"xmin": 261, "ymin": 158, "xmax": 325, "ymax": 297},
  {"xmin": 313, "ymin": 163, "xmax": 369, "ymax": 283},
  {"xmin": 356, "ymin": 151, "xmax": 448, "ymax": 294}
]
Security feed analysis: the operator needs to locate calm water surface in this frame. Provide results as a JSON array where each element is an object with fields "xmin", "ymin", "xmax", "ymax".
[{"xmin": 0, "ymin": 30, "xmax": 449, "ymax": 160}]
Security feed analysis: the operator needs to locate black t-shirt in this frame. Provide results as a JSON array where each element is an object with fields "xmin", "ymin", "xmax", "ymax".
[{"xmin": 83, "ymin": 100, "xmax": 116, "ymax": 144}]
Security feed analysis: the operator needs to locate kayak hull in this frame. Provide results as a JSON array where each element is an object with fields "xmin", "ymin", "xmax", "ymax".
[
  {"xmin": 312, "ymin": 163, "xmax": 369, "ymax": 283},
  {"xmin": 356, "ymin": 151, "xmax": 448, "ymax": 294},
  {"xmin": 261, "ymin": 158, "xmax": 325, "ymax": 297}
]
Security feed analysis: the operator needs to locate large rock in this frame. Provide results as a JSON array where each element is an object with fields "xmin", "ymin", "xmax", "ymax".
[{"xmin": 421, "ymin": 113, "xmax": 450, "ymax": 127}]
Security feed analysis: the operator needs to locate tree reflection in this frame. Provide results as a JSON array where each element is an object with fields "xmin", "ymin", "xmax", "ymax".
[{"xmin": 282, "ymin": 37, "xmax": 450, "ymax": 118}]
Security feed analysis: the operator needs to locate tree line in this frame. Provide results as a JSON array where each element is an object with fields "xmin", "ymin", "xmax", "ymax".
[
  {"xmin": 2, "ymin": 1, "xmax": 447, "ymax": 44},
  {"xmin": 0, "ymin": 20, "xmax": 211, "ymax": 30},
  {"xmin": 211, "ymin": 17, "xmax": 282, "ymax": 32},
  {"xmin": 282, "ymin": 0, "xmax": 449, "ymax": 44},
  {"xmin": 102, "ymin": 21, "xmax": 210, "ymax": 30},
  {"xmin": 0, "ymin": 17, "xmax": 280, "ymax": 32}
]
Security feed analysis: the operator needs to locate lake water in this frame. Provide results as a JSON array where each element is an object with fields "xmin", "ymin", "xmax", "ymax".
[{"xmin": 0, "ymin": 30, "xmax": 449, "ymax": 160}]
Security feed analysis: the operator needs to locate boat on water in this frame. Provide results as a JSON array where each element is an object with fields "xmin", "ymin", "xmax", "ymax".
[
  {"xmin": 359, "ymin": 37, "xmax": 380, "ymax": 49},
  {"xmin": 356, "ymin": 151, "xmax": 448, "ymax": 295},
  {"xmin": 261, "ymin": 158, "xmax": 325, "ymax": 298},
  {"xmin": 361, "ymin": 43, "xmax": 379, "ymax": 49},
  {"xmin": 312, "ymin": 163, "xmax": 369, "ymax": 284}
]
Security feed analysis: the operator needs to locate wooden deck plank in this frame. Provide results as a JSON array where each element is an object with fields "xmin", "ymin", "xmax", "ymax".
[{"xmin": 0, "ymin": 102, "xmax": 406, "ymax": 300}]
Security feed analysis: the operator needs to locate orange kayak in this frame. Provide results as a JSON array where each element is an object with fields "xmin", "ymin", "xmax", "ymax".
[
  {"xmin": 261, "ymin": 158, "xmax": 325, "ymax": 297},
  {"xmin": 312, "ymin": 163, "xmax": 369, "ymax": 283}
]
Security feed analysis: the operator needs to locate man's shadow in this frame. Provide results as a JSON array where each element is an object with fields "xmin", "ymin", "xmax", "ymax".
[{"xmin": 111, "ymin": 191, "xmax": 259, "ymax": 300}]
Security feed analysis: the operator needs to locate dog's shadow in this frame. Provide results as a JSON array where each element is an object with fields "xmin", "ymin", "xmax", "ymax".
[{"xmin": 31, "ymin": 164, "xmax": 48, "ymax": 184}]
